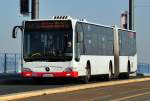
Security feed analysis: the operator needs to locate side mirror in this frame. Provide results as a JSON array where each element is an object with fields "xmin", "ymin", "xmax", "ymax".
[{"xmin": 12, "ymin": 26, "xmax": 23, "ymax": 38}]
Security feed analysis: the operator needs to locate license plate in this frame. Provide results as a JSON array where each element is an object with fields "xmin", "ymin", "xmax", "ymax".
[{"xmin": 43, "ymin": 74, "xmax": 53, "ymax": 77}]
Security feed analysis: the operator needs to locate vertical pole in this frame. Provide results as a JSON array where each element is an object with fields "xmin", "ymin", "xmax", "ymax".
[
  {"xmin": 31, "ymin": 0, "xmax": 39, "ymax": 19},
  {"xmin": 149, "ymin": 64, "xmax": 150, "ymax": 74},
  {"xmin": 14, "ymin": 54, "xmax": 17, "ymax": 73},
  {"xmin": 129, "ymin": 0, "xmax": 134, "ymax": 30},
  {"xmin": 4, "ymin": 53, "xmax": 7, "ymax": 73}
]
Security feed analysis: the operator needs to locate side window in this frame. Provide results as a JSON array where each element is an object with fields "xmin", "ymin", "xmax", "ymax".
[
  {"xmin": 98, "ymin": 26, "xmax": 114, "ymax": 56},
  {"xmin": 83, "ymin": 24, "xmax": 99, "ymax": 55},
  {"xmin": 119, "ymin": 30, "xmax": 136, "ymax": 56},
  {"xmin": 75, "ymin": 22, "xmax": 114, "ymax": 56},
  {"xmin": 119, "ymin": 30, "xmax": 127, "ymax": 56},
  {"xmin": 83, "ymin": 24, "xmax": 96, "ymax": 55},
  {"xmin": 105, "ymin": 28, "xmax": 114, "ymax": 55},
  {"xmin": 128, "ymin": 31, "xmax": 136, "ymax": 56},
  {"xmin": 75, "ymin": 22, "xmax": 84, "ymax": 55}
]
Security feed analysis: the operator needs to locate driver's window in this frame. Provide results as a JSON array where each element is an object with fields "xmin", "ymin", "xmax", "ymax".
[{"xmin": 75, "ymin": 22, "xmax": 84, "ymax": 61}]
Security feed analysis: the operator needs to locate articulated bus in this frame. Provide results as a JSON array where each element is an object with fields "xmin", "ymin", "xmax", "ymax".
[{"xmin": 12, "ymin": 16, "xmax": 137, "ymax": 83}]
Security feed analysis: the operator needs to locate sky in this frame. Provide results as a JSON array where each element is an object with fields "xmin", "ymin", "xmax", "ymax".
[{"xmin": 0, "ymin": 0, "xmax": 150, "ymax": 63}]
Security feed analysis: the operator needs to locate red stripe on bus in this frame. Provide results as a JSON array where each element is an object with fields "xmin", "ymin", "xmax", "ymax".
[{"xmin": 21, "ymin": 71, "xmax": 78, "ymax": 78}]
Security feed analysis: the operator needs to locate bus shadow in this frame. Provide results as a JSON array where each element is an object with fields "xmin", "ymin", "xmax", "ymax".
[{"xmin": 0, "ymin": 76, "xmax": 115, "ymax": 85}]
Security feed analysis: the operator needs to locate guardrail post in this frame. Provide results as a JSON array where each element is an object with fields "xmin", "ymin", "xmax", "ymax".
[
  {"xmin": 4, "ymin": 53, "xmax": 7, "ymax": 73},
  {"xmin": 147, "ymin": 64, "xmax": 150, "ymax": 74},
  {"xmin": 14, "ymin": 53, "xmax": 17, "ymax": 73}
]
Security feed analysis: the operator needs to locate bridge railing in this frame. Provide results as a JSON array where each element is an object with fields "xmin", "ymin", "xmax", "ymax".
[
  {"xmin": 0, "ymin": 53, "xmax": 150, "ymax": 75},
  {"xmin": 137, "ymin": 63, "xmax": 150, "ymax": 75},
  {"xmin": 0, "ymin": 53, "xmax": 21, "ymax": 74}
]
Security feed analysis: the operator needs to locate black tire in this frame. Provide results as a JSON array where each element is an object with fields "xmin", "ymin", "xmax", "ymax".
[
  {"xmin": 118, "ymin": 73, "xmax": 129, "ymax": 79},
  {"xmin": 82, "ymin": 64, "xmax": 91, "ymax": 83},
  {"xmin": 119, "ymin": 62, "xmax": 130, "ymax": 79},
  {"xmin": 105, "ymin": 62, "xmax": 113, "ymax": 81},
  {"xmin": 125, "ymin": 61, "xmax": 130, "ymax": 79},
  {"xmin": 125, "ymin": 73, "xmax": 130, "ymax": 79}
]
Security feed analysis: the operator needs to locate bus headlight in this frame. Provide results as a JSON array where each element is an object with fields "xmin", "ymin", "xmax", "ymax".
[{"xmin": 63, "ymin": 67, "xmax": 73, "ymax": 72}]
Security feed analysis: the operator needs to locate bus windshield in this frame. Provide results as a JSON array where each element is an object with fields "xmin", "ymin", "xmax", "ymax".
[{"xmin": 23, "ymin": 20, "xmax": 73, "ymax": 62}]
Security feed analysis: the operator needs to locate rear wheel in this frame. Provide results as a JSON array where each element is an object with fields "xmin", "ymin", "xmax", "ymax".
[
  {"xmin": 125, "ymin": 62, "xmax": 130, "ymax": 79},
  {"xmin": 118, "ymin": 62, "xmax": 130, "ymax": 79}
]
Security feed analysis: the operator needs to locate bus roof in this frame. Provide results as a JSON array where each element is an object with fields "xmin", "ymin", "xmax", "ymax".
[{"xmin": 23, "ymin": 16, "xmax": 136, "ymax": 32}]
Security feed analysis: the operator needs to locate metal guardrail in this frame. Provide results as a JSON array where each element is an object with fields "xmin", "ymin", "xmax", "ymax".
[
  {"xmin": 0, "ymin": 53, "xmax": 149, "ymax": 75},
  {"xmin": 0, "ymin": 53, "xmax": 21, "ymax": 74},
  {"xmin": 137, "ymin": 63, "xmax": 150, "ymax": 75}
]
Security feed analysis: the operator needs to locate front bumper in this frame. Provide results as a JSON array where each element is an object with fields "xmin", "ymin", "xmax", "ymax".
[{"xmin": 21, "ymin": 71, "xmax": 78, "ymax": 78}]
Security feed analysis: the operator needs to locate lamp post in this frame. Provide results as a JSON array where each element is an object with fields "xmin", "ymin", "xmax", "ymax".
[
  {"xmin": 31, "ymin": 0, "xmax": 39, "ymax": 19},
  {"xmin": 129, "ymin": 0, "xmax": 134, "ymax": 30}
]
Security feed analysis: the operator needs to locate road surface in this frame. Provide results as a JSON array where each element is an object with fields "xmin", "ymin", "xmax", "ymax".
[
  {"xmin": 0, "ymin": 76, "xmax": 78, "ymax": 95},
  {"xmin": 13, "ymin": 80, "xmax": 150, "ymax": 101}
]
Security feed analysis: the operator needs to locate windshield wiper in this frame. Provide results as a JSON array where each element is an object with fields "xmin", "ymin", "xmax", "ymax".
[
  {"xmin": 24, "ymin": 55, "xmax": 72, "ymax": 62},
  {"xmin": 47, "ymin": 55, "xmax": 72, "ymax": 62},
  {"xmin": 24, "ymin": 57, "xmax": 48, "ymax": 62}
]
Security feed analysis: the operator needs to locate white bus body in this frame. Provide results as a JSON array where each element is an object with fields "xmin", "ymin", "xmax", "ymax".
[{"xmin": 17, "ymin": 16, "xmax": 137, "ymax": 80}]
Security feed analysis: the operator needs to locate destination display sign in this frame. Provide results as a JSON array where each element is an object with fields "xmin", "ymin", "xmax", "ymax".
[{"xmin": 25, "ymin": 20, "xmax": 72, "ymax": 30}]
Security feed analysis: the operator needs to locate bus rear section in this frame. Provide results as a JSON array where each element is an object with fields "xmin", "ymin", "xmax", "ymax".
[{"xmin": 118, "ymin": 29, "xmax": 137, "ymax": 78}]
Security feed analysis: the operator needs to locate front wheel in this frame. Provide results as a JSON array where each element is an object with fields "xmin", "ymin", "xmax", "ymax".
[
  {"xmin": 105, "ymin": 69, "xmax": 112, "ymax": 81},
  {"xmin": 81, "ymin": 66, "xmax": 91, "ymax": 84},
  {"xmin": 105, "ymin": 63, "xmax": 113, "ymax": 81}
]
